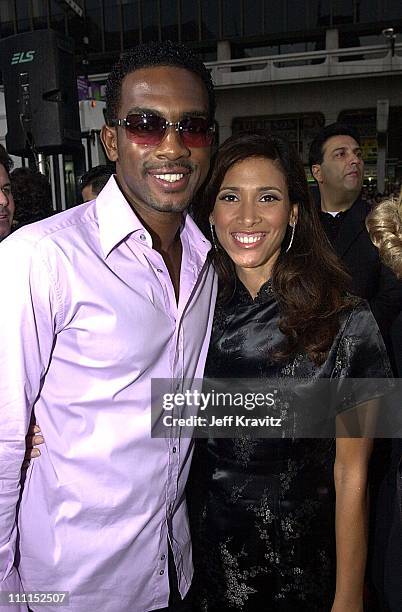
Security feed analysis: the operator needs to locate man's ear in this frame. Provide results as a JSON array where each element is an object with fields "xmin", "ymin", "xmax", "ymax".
[
  {"xmin": 101, "ymin": 125, "xmax": 118, "ymax": 162},
  {"xmin": 311, "ymin": 164, "xmax": 322, "ymax": 183}
]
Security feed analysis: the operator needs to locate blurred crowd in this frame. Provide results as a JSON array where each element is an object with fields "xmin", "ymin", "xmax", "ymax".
[
  {"xmin": 0, "ymin": 145, "xmax": 115, "ymax": 242},
  {"xmin": 362, "ymin": 186, "xmax": 402, "ymax": 208}
]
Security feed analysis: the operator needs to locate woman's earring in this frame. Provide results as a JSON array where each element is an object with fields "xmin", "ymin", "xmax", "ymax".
[
  {"xmin": 286, "ymin": 223, "xmax": 296, "ymax": 253},
  {"xmin": 210, "ymin": 221, "xmax": 218, "ymax": 251}
]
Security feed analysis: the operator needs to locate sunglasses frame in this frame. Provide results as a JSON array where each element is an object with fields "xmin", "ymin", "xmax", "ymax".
[{"xmin": 112, "ymin": 112, "xmax": 215, "ymax": 147}]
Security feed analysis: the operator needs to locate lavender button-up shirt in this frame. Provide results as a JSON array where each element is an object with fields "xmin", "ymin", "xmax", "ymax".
[{"xmin": 0, "ymin": 177, "xmax": 217, "ymax": 611}]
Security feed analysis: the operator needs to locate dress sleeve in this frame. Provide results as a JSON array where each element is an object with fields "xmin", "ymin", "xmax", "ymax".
[
  {"xmin": 333, "ymin": 300, "xmax": 393, "ymax": 379},
  {"xmin": 331, "ymin": 300, "xmax": 395, "ymax": 436}
]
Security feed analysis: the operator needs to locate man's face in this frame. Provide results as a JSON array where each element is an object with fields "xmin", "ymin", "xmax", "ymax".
[
  {"xmin": 312, "ymin": 135, "xmax": 364, "ymax": 198},
  {"xmin": 101, "ymin": 66, "xmax": 212, "ymax": 223},
  {"xmin": 0, "ymin": 163, "xmax": 14, "ymax": 240}
]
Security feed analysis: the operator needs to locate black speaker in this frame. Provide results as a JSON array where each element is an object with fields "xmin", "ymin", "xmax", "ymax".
[{"xmin": 0, "ymin": 30, "xmax": 82, "ymax": 156}]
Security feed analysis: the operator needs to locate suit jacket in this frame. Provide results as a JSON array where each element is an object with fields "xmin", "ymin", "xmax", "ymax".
[{"xmin": 319, "ymin": 196, "xmax": 402, "ymax": 339}]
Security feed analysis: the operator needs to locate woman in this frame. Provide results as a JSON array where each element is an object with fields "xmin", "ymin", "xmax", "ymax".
[
  {"xmin": 367, "ymin": 193, "xmax": 402, "ymax": 612},
  {"xmin": 189, "ymin": 132, "xmax": 391, "ymax": 612},
  {"xmin": 367, "ymin": 191, "xmax": 402, "ymax": 279}
]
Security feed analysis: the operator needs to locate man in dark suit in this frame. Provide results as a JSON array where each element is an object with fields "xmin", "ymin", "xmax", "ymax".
[{"xmin": 309, "ymin": 123, "xmax": 402, "ymax": 348}]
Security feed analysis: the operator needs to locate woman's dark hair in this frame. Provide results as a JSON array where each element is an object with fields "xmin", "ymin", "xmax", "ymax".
[{"xmin": 194, "ymin": 131, "xmax": 356, "ymax": 364}]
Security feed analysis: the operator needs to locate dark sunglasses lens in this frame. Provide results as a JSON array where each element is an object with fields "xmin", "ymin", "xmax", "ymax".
[
  {"xmin": 180, "ymin": 117, "xmax": 214, "ymax": 147},
  {"xmin": 125, "ymin": 114, "xmax": 165, "ymax": 144}
]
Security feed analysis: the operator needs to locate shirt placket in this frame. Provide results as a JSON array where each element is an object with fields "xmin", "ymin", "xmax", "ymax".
[
  {"xmin": 166, "ymin": 323, "xmax": 184, "ymax": 516},
  {"xmin": 145, "ymin": 246, "xmax": 184, "ymax": 583}
]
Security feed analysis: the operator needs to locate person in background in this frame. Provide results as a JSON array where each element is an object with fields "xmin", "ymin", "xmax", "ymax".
[
  {"xmin": 367, "ymin": 191, "xmax": 402, "ymax": 276},
  {"xmin": 367, "ymin": 191, "xmax": 402, "ymax": 612},
  {"xmin": 80, "ymin": 164, "xmax": 115, "ymax": 201},
  {"xmin": 10, "ymin": 167, "xmax": 54, "ymax": 228},
  {"xmin": 309, "ymin": 123, "xmax": 402, "ymax": 352},
  {"xmin": 0, "ymin": 143, "xmax": 14, "ymax": 241}
]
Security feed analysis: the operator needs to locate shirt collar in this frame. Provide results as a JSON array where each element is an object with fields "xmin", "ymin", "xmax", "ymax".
[
  {"xmin": 96, "ymin": 175, "xmax": 146, "ymax": 259},
  {"xmin": 95, "ymin": 175, "xmax": 211, "ymax": 261},
  {"xmin": 180, "ymin": 211, "xmax": 211, "ymax": 264}
]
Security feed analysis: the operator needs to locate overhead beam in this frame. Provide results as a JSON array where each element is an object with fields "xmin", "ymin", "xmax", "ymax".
[{"xmin": 54, "ymin": 0, "xmax": 84, "ymax": 19}]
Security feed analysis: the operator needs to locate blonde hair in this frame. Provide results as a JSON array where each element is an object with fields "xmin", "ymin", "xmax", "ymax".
[{"xmin": 366, "ymin": 190, "xmax": 402, "ymax": 278}]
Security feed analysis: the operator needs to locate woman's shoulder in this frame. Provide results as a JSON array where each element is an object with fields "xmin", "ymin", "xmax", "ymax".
[
  {"xmin": 333, "ymin": 296, "xmax": 392, "ymax": 379},
  {"xmin": 339, "ymin": 296, "xmax": 380, "ymax": 337}
]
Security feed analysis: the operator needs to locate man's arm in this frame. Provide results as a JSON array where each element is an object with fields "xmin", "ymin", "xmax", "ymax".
[
  {"xmin": 0, "ymin": 236, "xmax": 57, "ymax": 591},
  {"xmin": 369, "ymin": 262, "xmax": 402, "ymax": 337}
]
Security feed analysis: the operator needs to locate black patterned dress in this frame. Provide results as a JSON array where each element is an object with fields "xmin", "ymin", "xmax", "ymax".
[{"xmin": 188, "ymin": 279, "xmax": 391, "ymax": 612}]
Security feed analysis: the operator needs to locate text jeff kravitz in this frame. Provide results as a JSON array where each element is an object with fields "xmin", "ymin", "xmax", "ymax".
[{"xmin": 162, "ymin": 414, "xmax": 282, "ymax": 427}]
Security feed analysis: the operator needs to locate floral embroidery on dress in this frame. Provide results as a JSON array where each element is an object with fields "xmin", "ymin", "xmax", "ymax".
[
  {"xmin": 232, "ymin": 436, "xmax": 259, "ymax": 467},
  {"xmin": 219, "ymin": 541, "xmax": 258, "ymax": 608}
]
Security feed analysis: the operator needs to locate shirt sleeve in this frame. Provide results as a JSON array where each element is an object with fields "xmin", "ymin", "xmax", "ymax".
[{"xmin": 0, "ymin": 235, "xmax": 59, "ymax": 593}]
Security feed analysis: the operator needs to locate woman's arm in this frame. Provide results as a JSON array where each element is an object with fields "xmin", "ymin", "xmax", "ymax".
[{"xmin": 331, "ymin": 436, "xmax": 373, "ymax": 612}]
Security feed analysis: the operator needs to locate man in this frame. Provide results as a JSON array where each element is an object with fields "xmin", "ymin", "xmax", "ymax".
[
  {"xmin": 0, "ymin": 42, "xmax": 217, "ymax": 612},
  {"xmin": 0, "ymin": 144, "xmax": 14, "ymax": 240},
  {"xmin": 80, "ymin": 164, "xmax": 115, "ymax": 201},
  {"xmin": 309, "ymin": 123, "xmax": 402, "ymax": 346}
]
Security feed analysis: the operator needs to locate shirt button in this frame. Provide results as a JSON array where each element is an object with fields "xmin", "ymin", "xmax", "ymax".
[
  {"xmin": 139, "ymin": 234, "xmax": 146, "ymax": 241},
  {"xmin": 160, "ymin": 569, "xmax": 164, "ymax": 575},
  {"xmin": 160, "ymin": 554, "xmax": 166, "ymax": 560},
  {"xmin": 156, "ymin": 268, "xmax": 163, "ymax": 273},
  {"xmin": 172, "ymin": 447, "xmax": 177, "ymax": 453}
]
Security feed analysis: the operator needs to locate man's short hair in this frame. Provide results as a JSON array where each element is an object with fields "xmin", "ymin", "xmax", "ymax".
[
  {"xmin": 104, "ymin": 41, "xmax": 215, "ymax": 126},
  {"xmin": 308, "ymin": 123, "xmax": 361, "ymax": 173},
  {"xmin": 80, "ymin": 165, "xmax": 114, "ymax": 197},
  {"xmin": 0, "ymin": 144, "xmax": 13, "ymax": 176}
]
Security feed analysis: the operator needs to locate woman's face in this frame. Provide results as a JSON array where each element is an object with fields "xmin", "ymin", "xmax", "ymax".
[{"xmin": 211, "ymin": 156, "xmax": 298, "ymax": 284}]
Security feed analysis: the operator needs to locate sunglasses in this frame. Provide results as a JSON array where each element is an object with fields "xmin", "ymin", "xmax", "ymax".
[{"xmin": 112, "ymin": 112, "xmax": 215, "ymax": 148}]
